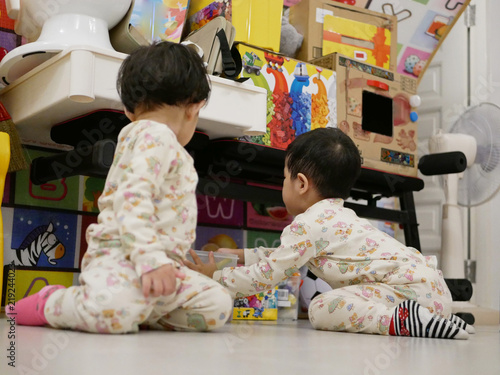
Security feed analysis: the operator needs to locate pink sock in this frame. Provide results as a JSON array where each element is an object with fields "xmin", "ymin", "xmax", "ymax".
[{"xmin": 7, "ymin": 285, "xmax": 65, "ymax": 326}]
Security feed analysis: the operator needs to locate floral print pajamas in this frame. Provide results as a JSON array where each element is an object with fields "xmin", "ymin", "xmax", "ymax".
[
  {"xmin": 44, "ymin": 120, "xmax": 232, "ymax": 333},
  {"xmin": 213, "ymin": 198, "xmax": 452, "ymax": 335}
]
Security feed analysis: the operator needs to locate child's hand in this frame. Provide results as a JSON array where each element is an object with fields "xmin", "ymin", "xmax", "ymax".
[
  {"xmin": 184, "ymin": 249, "xmax": 218, "ymax": 278},
  {"xmin": 217, "ymin": 248, "xmax": 245, "ymax": 264},
  {"xmin": 141, "ymin": 264, "xmax": 185, "ymax": 299}
]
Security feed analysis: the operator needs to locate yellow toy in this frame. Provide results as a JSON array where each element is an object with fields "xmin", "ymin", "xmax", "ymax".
[{"xmin": 0, "ymin": 131, "xmax": 10, "ymax": 308}]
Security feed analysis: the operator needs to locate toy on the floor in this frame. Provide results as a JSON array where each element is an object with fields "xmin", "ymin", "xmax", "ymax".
[
  {"xmin": 233, "ymin": 288, "xmax": 278, "ymax": 320},
  {"xmin": 299, "ymin": 268, "xmax": 332, "ymax": 313}
]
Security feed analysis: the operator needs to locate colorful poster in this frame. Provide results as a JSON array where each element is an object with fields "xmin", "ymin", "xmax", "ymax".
[
  {"xmin": 78, "ymin": 214, "xmax": 98, "ymax": 267},
  {"xmin": 186, "ymin": 0, "xmax": 231, "ymax": 33},
  {"xmin": 3, "ymin": 267, "xmax": 79, "ymax": 305},
  {"xmin": 0, "ymin": 1, "xmax": 16, "ymax": 30},
  {"xmin": 5, "ymin": 208, "xmax": 79, "ymax": 269},
  {"xmin": 14, "ymin": 149, "xmax": 80, "ymax": 211},
  {"xmin": 333, "ymin": 0, "xmax": 469, "ymax": 80},
  {"xmin": 365, "ymin": 0, "xmax": 468, "ymax": 79},
  {"xmin": 246, "ymin": 201, "xmax": 293, "ymax": 231},
  {"xmin": 130, "ymin": 0, "xmax": 191, "ymax": 44},
  {"xmin": 81, "ymin": 176, "xmax": 104, "ymax": 213},
  {"xmin": 398, "ymin": 46, "xmax": 431, "ymax": 80},
  {"xmin": 0, "ymin": 29, "xmax": 20, "ymax": 56},
  {"xmin": 246, "ymin": 230, "xmax": 281, "ymax": 249}
]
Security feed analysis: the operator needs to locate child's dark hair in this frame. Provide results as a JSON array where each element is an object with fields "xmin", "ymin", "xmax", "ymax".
[
  {"xmin": 117, "ymin": 41, "xmax": 210, "ymax": 114},
  {"xmin": 286, "ymin": 127, "xmax": 361, "ymax": 199}
]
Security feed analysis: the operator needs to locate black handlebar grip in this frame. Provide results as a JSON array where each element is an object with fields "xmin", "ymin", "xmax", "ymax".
[
  {"xmin": 418, "ymin": 151, "xmax": 467, "ymax": 176},
  {"xmin": 445, "ymin": 278, "xmax": 473, "ymax": 302}
]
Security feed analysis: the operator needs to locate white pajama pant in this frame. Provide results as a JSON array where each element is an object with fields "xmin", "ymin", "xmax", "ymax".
[
  {"xmin": 44, "ymin": 246, "xmax": 233, "ymax": 334},
  {"xmin": 308, "ymin": 265, "xmax": 453, "ymax": 335}
]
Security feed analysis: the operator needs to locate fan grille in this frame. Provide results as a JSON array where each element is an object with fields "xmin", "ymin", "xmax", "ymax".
[{"xmin": 450, "ymin": 103, "xmax": 500, "ymax": 206}]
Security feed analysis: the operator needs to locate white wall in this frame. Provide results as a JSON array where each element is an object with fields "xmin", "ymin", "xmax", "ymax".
[{"xmin": 468, "ymin": 0, "xmax": 500, "ymax": 311}]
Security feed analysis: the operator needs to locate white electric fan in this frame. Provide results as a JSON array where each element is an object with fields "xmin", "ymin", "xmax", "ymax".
[{"xmin": 429, "ymin": 102, "xmax": 500, "ymax": 279}]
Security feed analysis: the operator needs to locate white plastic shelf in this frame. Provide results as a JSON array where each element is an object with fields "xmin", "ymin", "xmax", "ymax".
[{"xmin": 0, "ymin": 46, "xmax": 266, "ymax": 149}]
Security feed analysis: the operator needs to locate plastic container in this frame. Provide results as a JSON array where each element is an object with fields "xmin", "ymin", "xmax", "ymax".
[
  {"xmin": 0, "ymin": 46, "xmax": 267, "ymax": 149},
  {"xmin": 186, "ymin": 250, "xmax": 238, "ymax": 270},
  {"xmin": 277, "ymin": 275, "xmax": 301, "ymax": 321}
]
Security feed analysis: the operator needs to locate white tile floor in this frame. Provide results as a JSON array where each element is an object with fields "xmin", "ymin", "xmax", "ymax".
[{"xmin": 1, "ymin": 317, "xmax": 499, "ymax": 375}]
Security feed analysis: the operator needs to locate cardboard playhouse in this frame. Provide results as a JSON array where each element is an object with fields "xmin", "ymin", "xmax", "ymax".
[{"xmin": 312, "ymin": 53, "xmax": 419, "ymax": 177}]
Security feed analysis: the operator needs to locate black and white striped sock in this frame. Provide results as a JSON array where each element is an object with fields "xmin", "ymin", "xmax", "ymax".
[
  {"xmin": 449, "ymin": 314, "xmax": 475, "ymax": 334},
  {"xmin": 389, "ymin": 300, "xmax": 469, "ymax": 340}
]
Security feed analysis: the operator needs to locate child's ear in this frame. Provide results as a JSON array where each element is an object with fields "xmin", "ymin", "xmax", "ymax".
[
  {"xmin": 186, "ymin": 100, "xmax": 206, "ymax": 121},
  {"xmin": 296, "ymin": 173, "xmax": 310, "ymax": 195}
]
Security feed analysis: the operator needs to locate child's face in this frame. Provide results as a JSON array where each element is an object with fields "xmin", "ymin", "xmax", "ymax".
[{"xmin": 282, "ymin": 165, "xmax": 302, "ymax": 216}]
